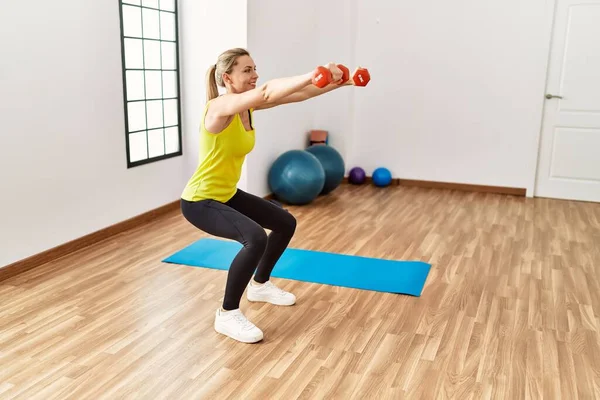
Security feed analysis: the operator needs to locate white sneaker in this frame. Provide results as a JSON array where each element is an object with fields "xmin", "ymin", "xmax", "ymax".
[
  {"xmin": 247, "ymin": 280, "xmax": 296, "ymax": 306},
  {"xmin": 214, "ymin": 308, "xmax": 263, "ymax": 343}
]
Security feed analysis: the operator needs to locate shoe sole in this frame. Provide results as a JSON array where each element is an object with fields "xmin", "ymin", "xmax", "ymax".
[
  {"xmin": 247, "ymin": 293, "xmax": 296, "ymax": 306},
  {"xmin": 214, "ymin": 323, "xmax": 263, "ymax": 343}
]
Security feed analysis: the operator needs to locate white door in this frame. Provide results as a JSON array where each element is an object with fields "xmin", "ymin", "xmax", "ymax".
[{"xmin": 535, "ymin": 0, "xmax": 600, "ymax": 202}]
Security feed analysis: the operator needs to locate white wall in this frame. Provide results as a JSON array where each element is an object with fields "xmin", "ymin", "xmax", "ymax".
[
  {"xmin": 245, "ymin": 0, "xmax": 359, "ymax": 195},
  {"xmin": 311, "ymin": 0, "xmax": 358, "ymax": 170},
  {"xmin": 179, "ymin": 0, "xmax": 248, "ymax": 192},
  {"xmin": 245, "ymin": 0, "xmax": 320, "ymax": 197},
  {"xmin": 245, "ymin": 0, "xmax": 554, "ymax": 196},
  {"xmin": 0, "ymin": 0, "xmax": 188, "ymax": 267},
  {"xmin": 347, "ymin": 0, "xmax": 553, "ymax": 194}
]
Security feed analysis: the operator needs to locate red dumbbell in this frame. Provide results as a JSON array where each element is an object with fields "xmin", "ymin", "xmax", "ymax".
[
  {"xmin": 311, "ymin": 66, "xmax": 332, "ymax": 88},
  {"xmin": 312, "ymin": 64, "xmax": 369, "ymax": 87},
  {"xmin": 352, "ymin": 67, "xmax": 370, "ymax": 86},
  {"xmin": 337, "ymin": 64, "xmax": 350, "ymax": 84}
]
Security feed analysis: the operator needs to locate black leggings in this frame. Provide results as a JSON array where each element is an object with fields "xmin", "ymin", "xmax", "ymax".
[{"xmin": 181, "ymin": 189, "xmax": 297, "ymax": 310}]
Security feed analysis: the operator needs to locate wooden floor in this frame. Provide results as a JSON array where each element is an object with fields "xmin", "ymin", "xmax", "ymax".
[{"xmin": 1, "ymin": 184, "xmax": 600, "ymax": 399}]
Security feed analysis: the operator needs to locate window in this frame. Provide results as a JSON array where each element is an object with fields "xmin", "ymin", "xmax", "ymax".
[{"xmin": 118, "ymin": 0, "xmax": 182, "ymax": 168}]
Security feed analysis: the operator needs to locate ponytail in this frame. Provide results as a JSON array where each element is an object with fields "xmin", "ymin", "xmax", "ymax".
[{"xmin": 205, "ymin": 64, "xmax": 218, "ymax": 102}]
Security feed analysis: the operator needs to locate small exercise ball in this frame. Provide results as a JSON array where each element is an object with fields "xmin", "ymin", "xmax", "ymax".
[
  {"xmin": 348, "ymin": 167, "xmax": 366, "ymax": 184},
  {"xmin": 305, "ymin": 145, "xmax": 345, "ymax": 194},
  {"xmin": 268, "ymin": 150, "xmax": 325, "ymax": 205},
  {"xmin": 372, "ymin": 167, "xmax": 392, "ymax": 187}
]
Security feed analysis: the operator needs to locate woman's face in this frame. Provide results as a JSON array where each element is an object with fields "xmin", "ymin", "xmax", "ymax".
[{"xmin": 225, "ymin": 55, "xmax": 259, "ymax": 93}]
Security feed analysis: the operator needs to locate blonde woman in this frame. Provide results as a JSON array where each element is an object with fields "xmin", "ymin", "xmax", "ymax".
[{"xmin": 181, "ymin": 48, "xmax": 366, "ymax": 343}]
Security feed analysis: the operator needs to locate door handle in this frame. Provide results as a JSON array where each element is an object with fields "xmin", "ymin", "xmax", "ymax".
[{"xmin": 546, "ymin": 94, "xmax": 563, "ymax": 99}]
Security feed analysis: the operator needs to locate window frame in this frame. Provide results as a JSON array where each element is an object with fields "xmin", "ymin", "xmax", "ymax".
[{"xmin": 117, "ymin": 0, "xmax": 183, "ymax": 168}]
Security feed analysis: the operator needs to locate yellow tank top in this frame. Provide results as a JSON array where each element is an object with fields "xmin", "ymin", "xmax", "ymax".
[{"xmin": 181, "ymin": 101, "xmax": 256, "ymax": 203}]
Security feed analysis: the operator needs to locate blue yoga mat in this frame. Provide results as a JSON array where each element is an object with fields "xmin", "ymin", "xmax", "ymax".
[{"xmin": 163, "ymin": 238, "xmax": 431, "ymax": 296}]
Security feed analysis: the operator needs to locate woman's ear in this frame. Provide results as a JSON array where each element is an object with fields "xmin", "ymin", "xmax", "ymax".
[{"xmin": 222, "ymin": 73, "xmax": 232, "ymax": 85}]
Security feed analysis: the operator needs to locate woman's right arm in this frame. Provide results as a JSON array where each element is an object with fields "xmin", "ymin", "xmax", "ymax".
[{"xmin": 207, "ymin": 71, "xmax": 316, "ymax": 118}]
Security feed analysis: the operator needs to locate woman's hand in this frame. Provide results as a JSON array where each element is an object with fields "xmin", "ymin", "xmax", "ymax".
[{"xmin": 326, "ymin": 62, "xmax": 344, "ymax": 84}]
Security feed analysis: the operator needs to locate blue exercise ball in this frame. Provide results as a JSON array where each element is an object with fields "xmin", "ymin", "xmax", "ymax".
[
  {"xmin": 372, "ymin": 167, "xmax": 392, "ymax": 187},
  {"xmin": 305, "ymin": 145, "xmax": 345, "ymax": 194},
  {"xmin": 268, "ymin": 150, "xmax": 325, "ymax": 205}
]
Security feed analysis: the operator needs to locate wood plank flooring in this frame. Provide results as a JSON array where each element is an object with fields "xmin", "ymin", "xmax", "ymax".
[{"xmin": 1, "ymin": 184, "xmax": 600, "ymax": 399}]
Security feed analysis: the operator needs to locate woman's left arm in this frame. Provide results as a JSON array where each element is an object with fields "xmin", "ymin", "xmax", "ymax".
[
  {"xmin": 254, "ymin": 82, "xmax": 350, "ymax": 110},
  {"xmin": 255, "ymin": 65, "xmax": 368, "ymax": 110}
]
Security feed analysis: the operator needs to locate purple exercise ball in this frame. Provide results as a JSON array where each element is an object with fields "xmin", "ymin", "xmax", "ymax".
[{"xmin": 348, "ymin": 167, "xmax": 366, "ymax": 184}]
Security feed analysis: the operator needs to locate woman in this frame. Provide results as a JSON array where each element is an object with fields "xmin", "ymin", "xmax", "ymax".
[{"xmin": 181, "ymin": 48, "xmax": 358, "ymax": 343}]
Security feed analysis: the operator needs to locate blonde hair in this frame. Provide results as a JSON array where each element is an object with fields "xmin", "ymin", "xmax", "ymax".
[{"xmin": 205, "ymin": 48, "xmax": 251, "ymax": 102}]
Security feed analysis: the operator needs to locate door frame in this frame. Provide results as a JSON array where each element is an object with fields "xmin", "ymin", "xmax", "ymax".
[{"xmin": 530, "ymin": 0, "xmax": 560, "ymax": 198}]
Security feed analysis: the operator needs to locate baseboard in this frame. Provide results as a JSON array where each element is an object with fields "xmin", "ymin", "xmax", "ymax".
[
  {"xmin": 342, "ymin": 177, "xmax": 526, "ymax": 196},
  {"xmin": 342, "ymin": 177, "xmax": 401, "ymax": 186},
  {"xmin": 0, "ymin": 200, "xmax": 181, "ymax": 282}
]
